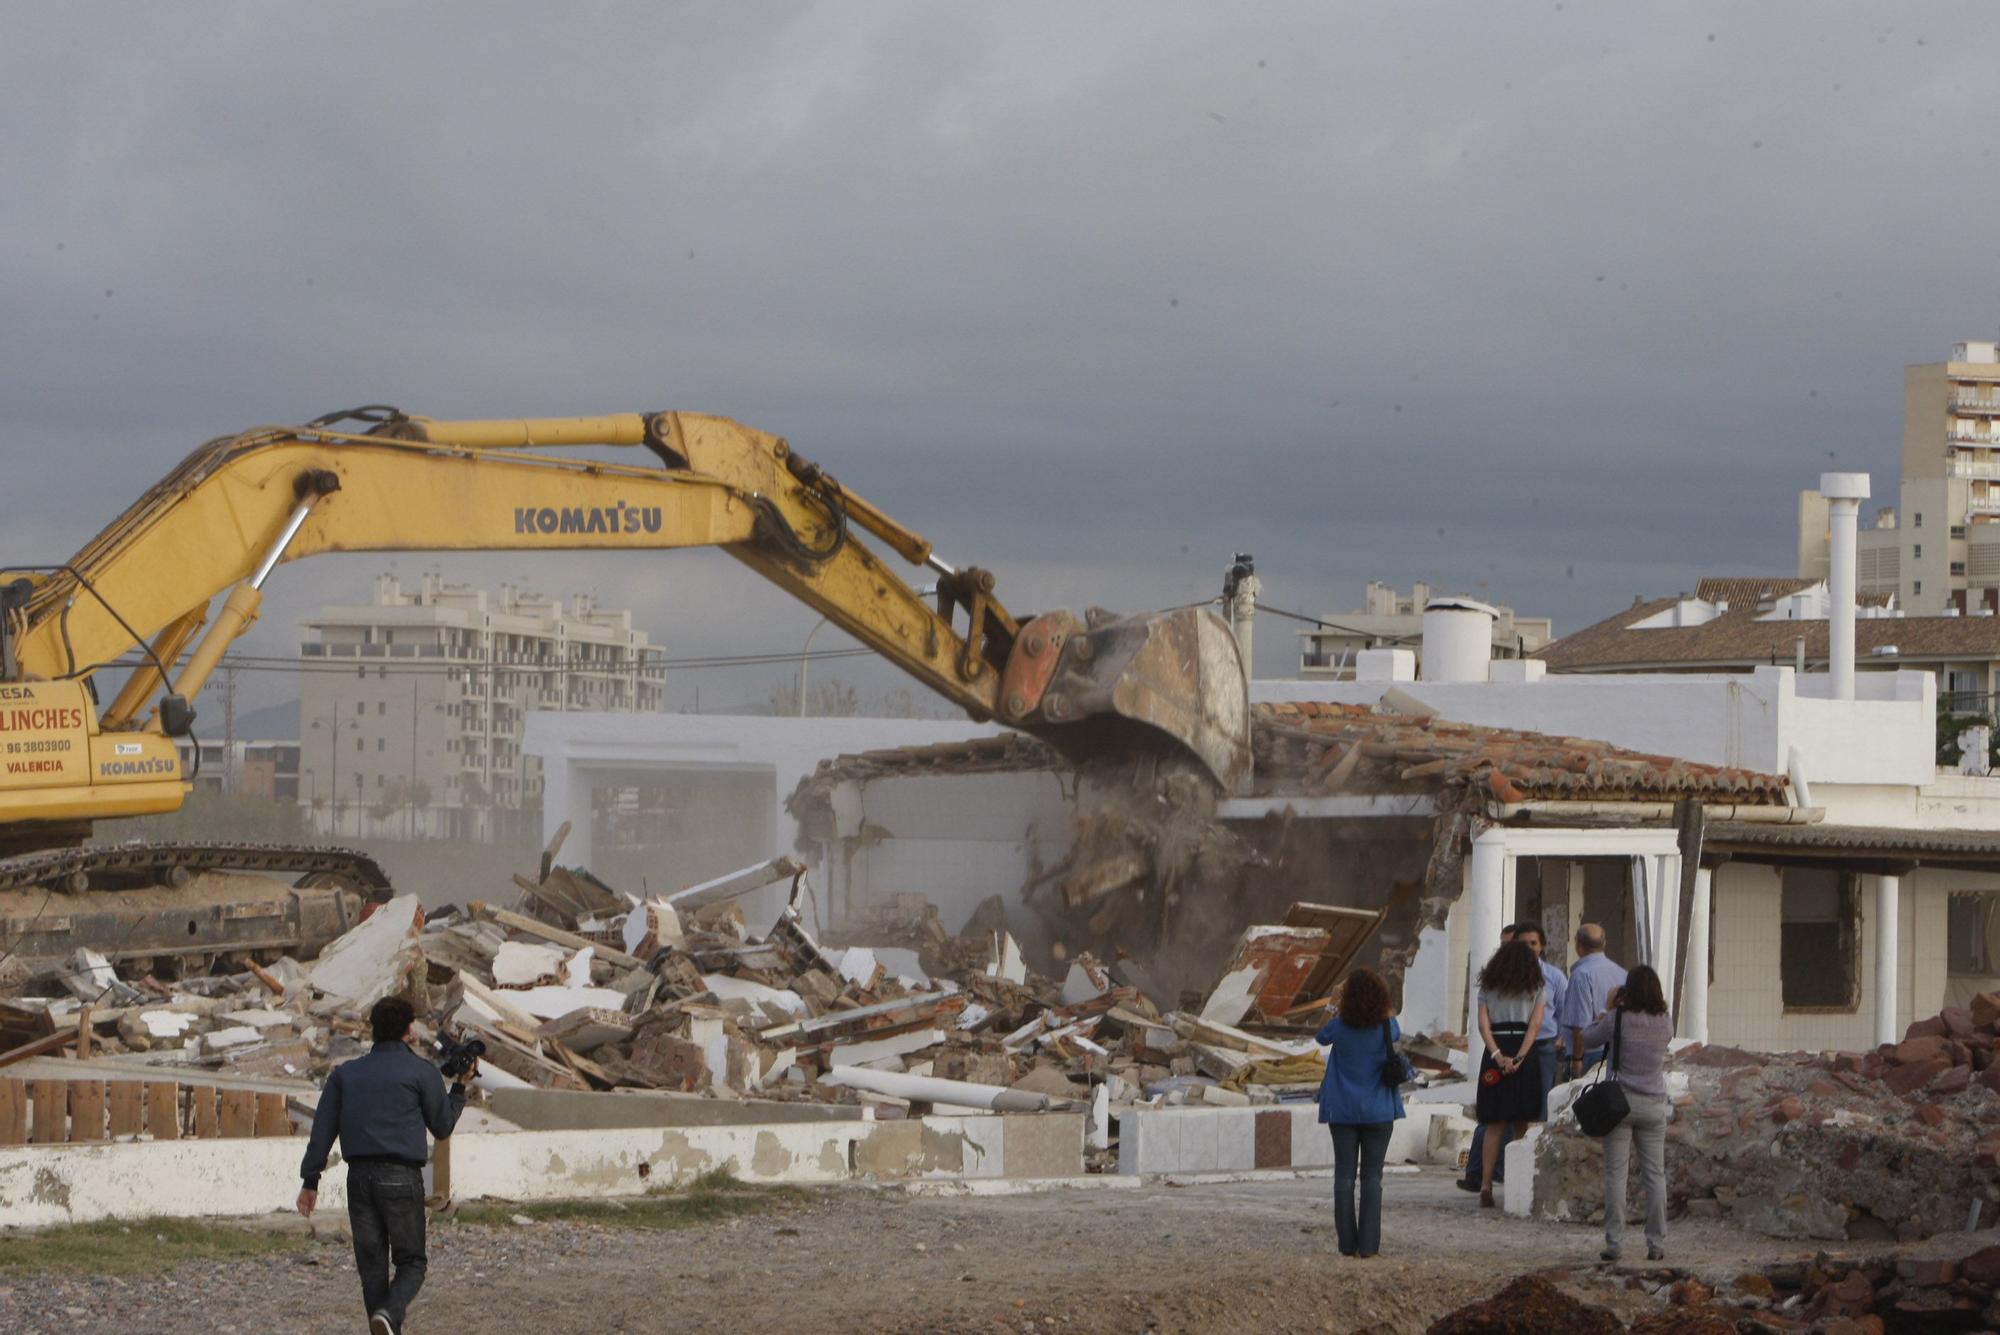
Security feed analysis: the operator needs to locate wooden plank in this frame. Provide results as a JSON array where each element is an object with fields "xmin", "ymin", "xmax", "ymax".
[
  {"xmin": 76, "ymin": 1005, "xmax": 93, "ymax": 1061},
  {"xmin": 253, "ymin": 1092, "xmax": 290, "ymax": 1137},
  {"xmin": 146, "ymin": 1082, "xmax": 181, "ymax": 1140},
  {"xmin": 107, "ymin": 1081, "xmax": 144, "ymax": 1137},
  {"xmin": 189, "ymin": 1085, "xmax": 220, "ymax": 1139},
  {"xmin": 29, "ymin": 1079, "xmax": 67, "ymax": 1144},
  {"xmin": 0, "ymin": 1078, "xmax": 26, "ymax": 1145},
  {"xmin": 246, "ymin": 960, "xmax": 286, "ymax": 996},
  {"xmin": 0, "ymin": 1028, "xmax": 76, "ymax": 1070},
  {"xmin": 467, "ymin": 902, "xmax": 644, "ymax": 969},
  {"xmin": 218, "ymin": 1089, "xmax": 256, "ymax": 1138},
  {"xmin": 68, "ymin": 1080, "xmax": 106, "ymax": 1143}
]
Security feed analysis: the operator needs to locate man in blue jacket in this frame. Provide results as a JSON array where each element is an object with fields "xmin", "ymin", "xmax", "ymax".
[{"xmin": 297, "ymin": 996, "xmax": 471, "ymax": 1335}]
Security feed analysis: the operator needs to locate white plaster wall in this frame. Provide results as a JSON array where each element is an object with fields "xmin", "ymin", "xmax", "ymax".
[
  {"xmin": 523, "ymin": 713, "xmax": 1004, "ymax": 929},
  {"xmin": 1706, "ymin": 863, "xmax": 1953, "ymax": 1052},
  {"xmin": 827, "ymin": 771, "xmax": 1071, "ymax": 934},
  {"xmin": 1255, "ymin": 665, "xmax": 1934, "ymax": 790}
]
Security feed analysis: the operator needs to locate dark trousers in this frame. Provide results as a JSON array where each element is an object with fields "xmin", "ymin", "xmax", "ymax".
[
  {"xmin": 347, "ymin": 1160, "xmax": 428, "ymax": 1328},
  {"xmin": 1533, "ymin": 1039, "xmax": 1559, "ymax": 1116},
  {"xmin": 1328, "ymin": 1122, "xmax": 1393, "ymax": 1256}
]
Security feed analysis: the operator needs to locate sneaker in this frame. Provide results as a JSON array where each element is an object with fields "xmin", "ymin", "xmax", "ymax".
[
  {"xmin": 370, "ymin": 1313, "xmax": 395, "ymax": 1335},
  {"xmin": 1454, "ymin": 1178, "xmax": 1480, "ymax": 1193},
  {"xmin": 1600, "ymin": 1245, "xmax": 1621, "ymax": 1262}
]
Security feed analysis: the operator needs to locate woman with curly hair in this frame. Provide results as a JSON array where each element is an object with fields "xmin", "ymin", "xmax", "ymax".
[
  {"xmin": 1315, "ymin": 967, "xmax": 1406, "ymax": 1257},
  {"xmin": 1473, "ymin": 938, "xmax": 1548, "ymax": 1208}
]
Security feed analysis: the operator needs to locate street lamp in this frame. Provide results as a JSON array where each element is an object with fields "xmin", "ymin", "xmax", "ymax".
[
  {"xmin": 796, "ymin": 616, "xmax": 831, "ymax": 717},
  {"xmin": 408, "ymin": 689, "xmax": 451, "ymax": 841},
  {"xmin": 311, "ymin": 716, "xmax": 358, "ymax": 837}
]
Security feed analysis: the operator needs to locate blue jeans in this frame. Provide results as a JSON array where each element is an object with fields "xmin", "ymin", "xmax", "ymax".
[
  {"xmin": 347, "ymin": 1159, "xmax": 429, "ymax": 1329},
  {"xmin": 1328, "ymin": 1122, "xmax": 1393, "ymax": 1256},
  {"xmin": 1534, "ymin": 1040, "xmax": 1559, "ymax": 1117}
]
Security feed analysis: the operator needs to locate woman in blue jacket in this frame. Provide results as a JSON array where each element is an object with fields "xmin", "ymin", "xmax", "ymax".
[{"xmin": 1315, "ymin": 967, "xmax": 1407, "ymax": 1258}]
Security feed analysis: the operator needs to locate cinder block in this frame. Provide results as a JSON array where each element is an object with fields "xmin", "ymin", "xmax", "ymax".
[
  {"xmin": 1215, "ymin": 1108, "xmax": 1257, "ymax": 1170},
  {"xmin": 959, "ymin": 1120, "xmax": 1005, "ymax": 1178},
  {"xmin": 1502, "ymin": 1128, "xmax": 1540, "ymax": 1216},
  {"xmin": 1177, "ymin": 1109, "xmax": 1220, "ymax": 1172},
  {"xmin": 1116, "ymin": 1109, "xmax": 1176, "ymax": 1175},
  {"xmin": 1001, "ymin": 1113, "xmax": 1083, "ymax": 1178}
]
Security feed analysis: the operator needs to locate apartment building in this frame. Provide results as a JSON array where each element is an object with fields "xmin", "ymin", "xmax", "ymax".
[
  {"xmin": 299, "ymin": 574, "xmax": 665, "ymax": 840},
  {"xmin": 172, "ymin": 740, "xmax": 301, "ymax": 802},
  {"xmin": 1296, "ymin": 581, "xmax": 1553, "ymax": 679},
  {"xmin": 1800, "ymin": 340, "xmax": 2000, "ymax": 613}
]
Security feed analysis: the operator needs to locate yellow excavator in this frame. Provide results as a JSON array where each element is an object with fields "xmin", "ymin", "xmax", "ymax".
[{"xmin": 0, "ymin": 408, "xmax": 1248, "ymax": 965}]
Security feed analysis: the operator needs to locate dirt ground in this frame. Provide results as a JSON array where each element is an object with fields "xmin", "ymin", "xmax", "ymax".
[{"xmin": 1, "ymin": 1169, "xmax": 1985, "ymax": 1335}]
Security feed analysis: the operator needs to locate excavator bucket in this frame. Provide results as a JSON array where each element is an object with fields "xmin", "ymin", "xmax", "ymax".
[{"xmin": 1004, "ymin": 607, "xmax": 1251, "ymax": 792}]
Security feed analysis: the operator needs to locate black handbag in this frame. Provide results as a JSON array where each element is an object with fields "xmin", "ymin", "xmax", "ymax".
[
  {"xmin": 1379, "ymin": 1020, "xmax": 1412, "ymax": 1089},
  {"xmin": 1571, "ymin": 1011, "xmax": 1630, "ymax": 1137}
]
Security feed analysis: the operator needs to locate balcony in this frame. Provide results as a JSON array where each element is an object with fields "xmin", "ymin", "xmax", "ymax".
[
  {"xmin": 1953, "ymin": 391, "xmax": 2000, "ymax": 414},
  {"xmin": 1949, "ymin": 427, "xmax": 2000, "ymax": 447},
  {"xmin": 1944, "ymin": 690, "xmax": 1997, "ymax": 718},
  {"xmin": 1949, "ymin": 457, "xmax": 2000, "ymax": 480}
]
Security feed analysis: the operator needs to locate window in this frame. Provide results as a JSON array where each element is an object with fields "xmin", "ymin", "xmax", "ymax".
[
  {"xmin": 1915, "ymin": 580, "xmax": 1924, "ymax": 596},
  {"xmin": 376, "ymin": 737, "xmax": 386, "ymax": 752},
  {"xmin": 1949, "ymin": 892, "xmax": 2000, "ymax": 976},
  {"xmin": 1953, "ymin": 525, "xmax": 1968, "ymax": 540},
  {"xmin": 1914, "ymin": 544, "xmax": 1922, "ymax": 560},
  {"xmin": 354, "ymin": 702, "xmax": 364, "ymax": 717},
  {"xmin": 355, "ymin": 737, "xmax": 363, "ymax": 753},
  {"xmin": 1780, "ymin": 867, "xmax": 1860, "ymax": 1010},
  {"xmin": 1952, "ymin": 562, "xmax": 1968, "ymax": 576},
  {"xmin": 378, "ymin": 702, "xmax": 387, "ymax": 716},
  {"xmin": 1916, "ymin": 512, "xmax": 1924, "ymax": 528}
]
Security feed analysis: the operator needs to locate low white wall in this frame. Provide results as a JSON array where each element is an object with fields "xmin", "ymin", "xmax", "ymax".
[{"xmin": 0, "ymin": 1113, "xmax": 1084, "ymax": 1228}]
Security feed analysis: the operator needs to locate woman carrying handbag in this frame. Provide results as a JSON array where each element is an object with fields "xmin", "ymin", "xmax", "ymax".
[
  {"xmin": 1577, "ymin": 964, "xmax": 1674, "ymax": 1261},
  {"xmin": 1314, "ymin": 968, "xmax": 1408, "ymax": 1258}
]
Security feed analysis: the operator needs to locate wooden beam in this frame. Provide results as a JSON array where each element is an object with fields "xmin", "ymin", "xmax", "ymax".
[
  {"xmin": 467, "ymin": 902, "xmax": 644, "ymax": 969},
  {"xmin": 76, "ymin": 1005, "xmax": 93, "ymax": 1061},
  {"xmin": 107, "ymin": 1081, "xmax": 144, "ymax": 1138},
  {"xmin": 0, "ymin": 1078, "xmax": 26, "ymax": 1144},
  {"xmin": 253, "ymin": 1092, "xmax": 290, "ymax": 1137},
  {"xmin": 189, "ymin": 1085, "xmax": 220, "ymax": 1138},
  {"xmin": 68, "ymin": 1080, "xmax": 106, "ymax": 1143},
  {"xmin": 29, "ymin": 1079, "xmax": 67, "ymax": 1144},
  {"xmin": 0, "ymin": 1028, "xmax": 76, "ymax": 1071},
  {"xmin": 146, "ymin": 1082, "xmax": 181, "ymax": 1140},
  {"xmin": 219, "ymin": 1089, "xmax": 256, "ymax": 1138}
]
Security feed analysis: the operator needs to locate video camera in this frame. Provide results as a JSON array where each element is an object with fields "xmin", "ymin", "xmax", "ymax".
[{"xmin": 432, "ymin": 1030, "xmax": 486, "ymax": 1081}]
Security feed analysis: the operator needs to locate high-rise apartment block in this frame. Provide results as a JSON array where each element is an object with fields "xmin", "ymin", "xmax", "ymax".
[
  {"xmin": 1801, "ymin": 341, "xmax": 2000, "ymax": 613},
  {"xmin": 299, "ymin": 574, "xmax": 664, "ymax": 839}
]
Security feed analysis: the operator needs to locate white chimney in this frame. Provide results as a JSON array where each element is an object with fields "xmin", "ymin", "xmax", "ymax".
[
  {"xmin": 1819, "ymin": 472, "xmax": 1870, "ymax": 701},
  {"xmin": 1222, "ymin": 554, "xmax": 1259, "ymax": 677},
  {"xmin": 1420, "ymin": 596, "xmax": 1497, "ymax": 683}
]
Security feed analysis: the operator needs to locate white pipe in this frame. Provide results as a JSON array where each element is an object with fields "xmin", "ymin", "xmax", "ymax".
[
  {"xmin": 1681, "ymin": 868, "xmax": 1711, "ymax": 1043},
  {"xmin": 1229, "ymin": 571, "xmax": 1260, "ymax": 674},
  {"xmin": 1820, "ymin": 472, "xmax": 1870, "ymax": 701},
  {"xmin": 1483, "ymin": 800, "xmax": 1824, "ymax": 824},
  {"xmin": 1873, "ymin": 874, "xmax": 1900, "ymax": 1048},
  {"xmin": 820, "ymin": 1065, "xmax": 1056, "ymax": 1112},
  {"xmin": 1464, "ymin": 828, "xmax": 1508, "ymax": 1040}
]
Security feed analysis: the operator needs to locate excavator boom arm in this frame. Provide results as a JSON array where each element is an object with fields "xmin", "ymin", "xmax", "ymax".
[{"xmin": 9, "ymin": 412, "xmax": 1012, "ymax": 722}]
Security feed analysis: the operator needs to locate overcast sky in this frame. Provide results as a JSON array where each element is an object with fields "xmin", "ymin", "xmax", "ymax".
[{"xmin": 5, "ymin": 3, "xmax": 1998, "ymax": 719}]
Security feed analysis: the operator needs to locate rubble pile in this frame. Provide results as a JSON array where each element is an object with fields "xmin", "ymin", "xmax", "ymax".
[
  {"xmin": 0, "ymin": 854, "xmax": 1383, "ymax": 1146},
  {"xmin": 1533, "ymin": 997, "xmax": 2000, "ymax": 1241}
]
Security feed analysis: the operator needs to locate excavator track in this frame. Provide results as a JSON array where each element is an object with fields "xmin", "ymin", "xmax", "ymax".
[{"xmin": 0, "ymin": 842, "xmax": 392, "ymax": 895}]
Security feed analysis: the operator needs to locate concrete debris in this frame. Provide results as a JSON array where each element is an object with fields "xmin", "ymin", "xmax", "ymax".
[
  {"xmin": 1531, "ymin": 997, "xmax": 2000, "ymax": 1241},
  {"xmin": 0, "ymin": 848, "xmax": 1429, "ymax": 1175}
]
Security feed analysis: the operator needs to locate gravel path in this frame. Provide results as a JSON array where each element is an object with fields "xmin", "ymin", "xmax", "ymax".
[{"xmin": 0, "ymin": 1170, "xmax": 1959, "ymax": 1334}]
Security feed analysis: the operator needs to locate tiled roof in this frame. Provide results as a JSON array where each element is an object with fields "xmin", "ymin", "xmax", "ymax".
[
  {"xmin": 1705, "ymin": 821, "xmax": 2000, "ymax": 869},
  {"xmin": 1252, "ymin": 701, "xmax": 1789, "ymax": 806},
  {"xmin": 1538, "ymin": 587, "xmax": 2000, "ymax": 671},
  {"xmin": 789, "ymin": 705, "xmax": 1790, "ymax": 809},
  {"xmin": 1692, "ymin": 576, "xmax": 1815, "ymax": 609}
]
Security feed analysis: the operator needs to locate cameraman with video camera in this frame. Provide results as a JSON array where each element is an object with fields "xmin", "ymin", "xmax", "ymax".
[{"xmin": 297, "ymin": 995, "xmax": 475, "ymax": 1335}]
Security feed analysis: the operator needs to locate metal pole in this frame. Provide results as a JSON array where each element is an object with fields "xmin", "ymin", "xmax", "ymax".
[{"xmin": 408, "ymin": 677, "xmax": 419, "ymax": 841}]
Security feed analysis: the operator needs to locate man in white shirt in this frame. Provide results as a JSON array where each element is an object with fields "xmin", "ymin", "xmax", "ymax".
[{"xmin": 1560, "ymin": 923, "xmax": 1628, "ymax": 1079}]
